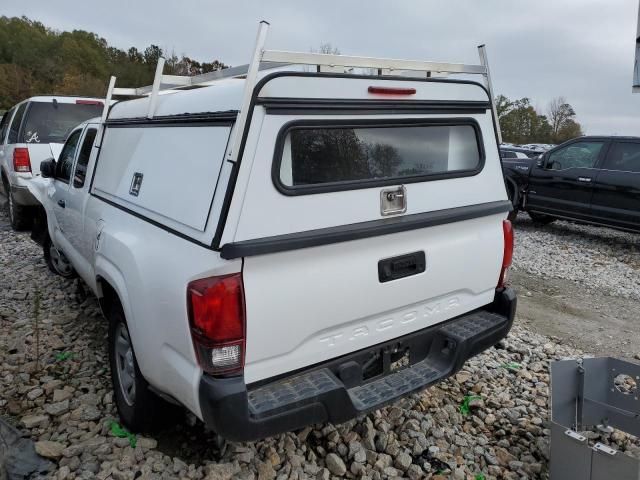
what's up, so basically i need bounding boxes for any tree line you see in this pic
[0,16,584,146]
[496,94,583,145]
[0,16,227,110]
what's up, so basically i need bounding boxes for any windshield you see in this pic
[21,101,102,144]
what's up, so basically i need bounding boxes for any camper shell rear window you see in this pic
[274,119,484,195]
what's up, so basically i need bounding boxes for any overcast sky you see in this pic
[4,0,640,135]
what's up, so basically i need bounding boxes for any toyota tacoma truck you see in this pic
[29,33,516,441]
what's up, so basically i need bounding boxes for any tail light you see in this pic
[187,273,245,375]
[498,220,514,288]
[13,148,31,173]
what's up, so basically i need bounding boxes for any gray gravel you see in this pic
[512,213,640,300]
[1,207,638,479]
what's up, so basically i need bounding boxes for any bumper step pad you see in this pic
[440,310,505,341]
[247,309,508,418]
[349,361,440,410]
[248,369,340,415]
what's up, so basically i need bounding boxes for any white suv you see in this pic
[30,61,516,441]
[0,96,103,230]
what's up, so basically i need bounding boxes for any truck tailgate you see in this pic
[242,213,504,383]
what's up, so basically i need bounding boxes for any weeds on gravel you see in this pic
[54,352,74,362]
[500,361,521,371]
[110,421,137,448]
[459,395,482,416]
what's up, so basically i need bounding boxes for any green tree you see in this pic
[496,96,574,145]
[0,16,227,109]
[495,94,513,118]
[498,97,552,144]
[556,119,583,143]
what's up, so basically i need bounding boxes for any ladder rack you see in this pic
[100,20,502,147]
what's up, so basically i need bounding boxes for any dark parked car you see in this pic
[500,145,544,159]
[502,136,640,231]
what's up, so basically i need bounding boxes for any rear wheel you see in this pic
[4,181,32,231]
[528,211,556,226]
[107,300,169,432]
[43,235,77,278]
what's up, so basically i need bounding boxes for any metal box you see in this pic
[551,357,640,479]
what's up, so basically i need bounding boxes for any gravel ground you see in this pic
[1,208,639,480]
[512,213,640,300]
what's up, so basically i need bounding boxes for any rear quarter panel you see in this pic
[87,198,241,417]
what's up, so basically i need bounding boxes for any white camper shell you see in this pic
[33,22,516,441]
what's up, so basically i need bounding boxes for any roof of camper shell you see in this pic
[107,70,491,121]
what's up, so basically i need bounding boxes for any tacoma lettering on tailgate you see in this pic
[319,297,460,348]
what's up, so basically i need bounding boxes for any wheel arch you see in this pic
[95,258,132,323]
[0,167,8,195]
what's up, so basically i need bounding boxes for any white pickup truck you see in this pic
[30,36,516,441]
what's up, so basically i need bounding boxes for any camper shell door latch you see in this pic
[380,186,407,216]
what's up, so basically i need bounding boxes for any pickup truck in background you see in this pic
[502,136,640,231]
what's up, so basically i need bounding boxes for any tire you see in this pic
[43,235,77,279]
[107,301,168,432]
[5,181,32,231]
[528,211,556,226]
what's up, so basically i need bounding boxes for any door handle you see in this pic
[378,251,426,283]
[577,177,592,183]
[57,199,66,208]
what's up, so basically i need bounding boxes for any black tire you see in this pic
[528,211,556,226]
[107,301,168,432]
[5,181,32,231]
[43,235,77,279]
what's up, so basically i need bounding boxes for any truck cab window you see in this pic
[73,128,97,188]
[56,130,82,183]
[547,141,604,170]
[603,142,640,173]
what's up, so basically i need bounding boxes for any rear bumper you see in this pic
[11,185,38,206]
[199,288,516,441]
[8,174,38,206]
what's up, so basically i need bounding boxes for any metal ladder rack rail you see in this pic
[99,20,502,150]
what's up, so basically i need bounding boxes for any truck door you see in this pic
[526,140,608,219]
[590,140,640,229]
[65,126,98,261]
[49,128,82,258]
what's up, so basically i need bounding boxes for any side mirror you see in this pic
[536,155,546,168]
[40,158,56,178]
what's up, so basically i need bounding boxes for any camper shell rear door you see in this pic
[217,73,511,384]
